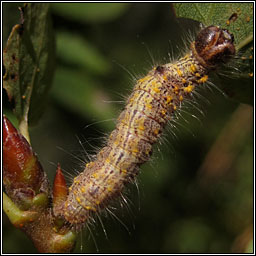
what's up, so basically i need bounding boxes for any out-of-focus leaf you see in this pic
[51,3,130,23]
[57,32,110,75]
[3,3,21,46]
[214,73,253,106]
[173,3,253,106]
[51,67,117,130]
[245,239,253,253]
[164,218,213,253]
[3,3,55,135]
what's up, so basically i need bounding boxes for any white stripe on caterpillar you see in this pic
[60,26,236,227]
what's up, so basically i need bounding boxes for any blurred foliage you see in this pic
[51,3,130,23]
[3,2,253,254]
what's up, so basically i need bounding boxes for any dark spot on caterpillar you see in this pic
[117,152,124,163]
[155,65,165,74]
[89,186,100,197]
[12,54,16,61]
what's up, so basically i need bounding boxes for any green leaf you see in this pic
[56,32,110,75]
[174,3,253,45]
[51,3,130,23]
[173,3,253,105]
[3,3,55,140]
[245,239,253,253]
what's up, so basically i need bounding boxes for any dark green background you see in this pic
[3,3,253,253]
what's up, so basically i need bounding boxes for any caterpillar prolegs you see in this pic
[58,26,236,227]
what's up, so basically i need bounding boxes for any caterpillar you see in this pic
[58,25,236,228]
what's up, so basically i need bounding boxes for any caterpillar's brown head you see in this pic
[192,25,236,68]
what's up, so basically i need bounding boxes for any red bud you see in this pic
[53,164,68,216]
[3,115,49,207]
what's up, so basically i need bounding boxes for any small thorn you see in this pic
[53,164,68,216]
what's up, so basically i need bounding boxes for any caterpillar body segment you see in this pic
[61,26,236,227]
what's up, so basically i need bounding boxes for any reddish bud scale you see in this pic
[53,164,68,217]
[3,115,49,206]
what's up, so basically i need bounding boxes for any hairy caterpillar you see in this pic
[56,25,236,228]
